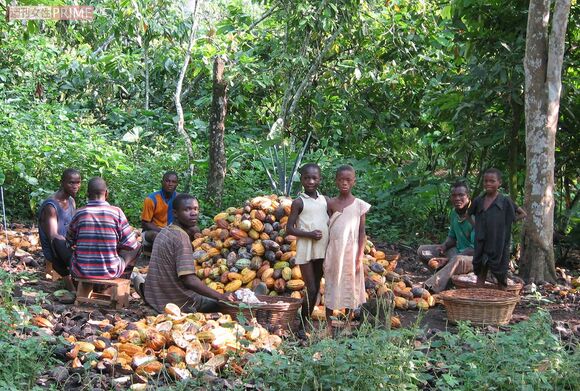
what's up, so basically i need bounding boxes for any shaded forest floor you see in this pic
[1,224,578,389]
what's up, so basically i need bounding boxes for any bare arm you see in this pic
[180,274,235,302]
[356,213,367,271]
[286,198,321,240]
[515,206,527,221]
[40,205,64,240]
[439,237,457,254]
[142,220,161,232]
[326,197,334,217]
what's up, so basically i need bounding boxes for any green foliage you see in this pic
[0,0,577,248]
[240,311,578,391]
[0,270,64,390]
[244,326,429,390]
[428,311,580,390]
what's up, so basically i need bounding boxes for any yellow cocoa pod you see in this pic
[287,279,305,291]
[251,242,265,256]
[290,291,302,299]
[261,268,274,281]
[136,360,163,376]
[241,270,257,284]
[207,247,220,258]
[260,232,270,240]
[281,252,295,262]
[264,277,275,289]
[251,219,264,232]
[117,343,144,357]
[426,295,436,307]
[390,316,401,328]
[228,272,243,281]
[225,280,242,292]
[417,298,429,310]
[248,229,260,240]
[291,266,302,279]
[213,212,229,222]
[257,263,270,278]
[290,241,297,251]
[394,297,408,310]
[192,237,205,248]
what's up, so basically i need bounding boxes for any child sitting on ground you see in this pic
[469,168,526,289]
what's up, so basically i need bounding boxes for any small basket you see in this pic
[439,288,519,325]
[216,295,302,332]
[451,275,523,295]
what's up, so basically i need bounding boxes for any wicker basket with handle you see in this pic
[439,288,519,325]
[451,275,523,295]
[216,295,302,332]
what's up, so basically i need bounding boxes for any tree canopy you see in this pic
[0,0,577,261]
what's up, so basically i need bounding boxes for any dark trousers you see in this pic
[49,238,72,277]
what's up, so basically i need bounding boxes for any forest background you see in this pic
[0,0,578,263]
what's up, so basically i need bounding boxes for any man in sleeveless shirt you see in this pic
[38,168,81,292]
[141,171,179,249]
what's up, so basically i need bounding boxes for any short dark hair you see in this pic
[336,165,355,177]
[299,163,321,176]
[173,193,197,210]
[61,168,80,181]
[484,168,502,181]
[163,171,179,181]
[451,181,470,193]
[87,177,107,198]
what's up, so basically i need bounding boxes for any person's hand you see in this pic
[221,293,236,302]
[310,230,323,240]
[436,245,445,255]
[356,257,364,272]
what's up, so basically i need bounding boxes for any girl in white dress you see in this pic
[286,163,329,330]
[324,165,370,335]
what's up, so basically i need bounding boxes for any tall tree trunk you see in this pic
[144,42,149,110]
[207,56,227,208]
[507,96,523,199]
[175,0,201,193]
[520,0,570,283]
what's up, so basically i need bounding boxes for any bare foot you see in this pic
[63,275,76,292]
[322,325,333,339]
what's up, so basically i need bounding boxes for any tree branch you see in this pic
[175,0,202,190]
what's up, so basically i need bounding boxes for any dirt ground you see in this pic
[1,225,579,389]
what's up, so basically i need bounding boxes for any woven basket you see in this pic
[440,288,519,325]
[451,275,523,295]
[216,295,302,332]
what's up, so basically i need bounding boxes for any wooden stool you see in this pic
[45,262,63,281]
[75,278,130,309]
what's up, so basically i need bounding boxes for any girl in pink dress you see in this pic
[324,165,371,335]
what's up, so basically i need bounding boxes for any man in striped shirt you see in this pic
[67,177,141,280]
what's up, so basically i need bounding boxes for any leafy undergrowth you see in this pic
[0,270,66,390]
[242,310,578,391]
